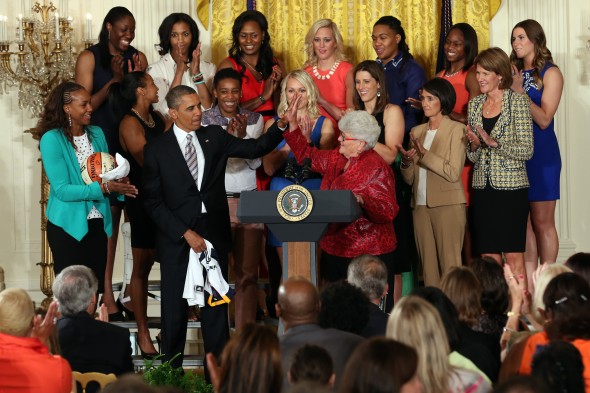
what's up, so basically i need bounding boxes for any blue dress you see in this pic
[523,63,561,201]
[267,116,325,246]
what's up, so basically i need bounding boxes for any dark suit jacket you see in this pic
[360,302,389,338]
[143,123,284,260]
[56,312,133,375]
[280,323,364,391]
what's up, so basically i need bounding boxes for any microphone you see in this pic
[301,158,312,180]
[284,158,295,181]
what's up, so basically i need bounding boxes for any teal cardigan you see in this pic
[40,126,112,241]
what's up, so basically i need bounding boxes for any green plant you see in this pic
[142,354,214,393]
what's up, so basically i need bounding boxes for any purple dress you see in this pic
[523,63,561,201]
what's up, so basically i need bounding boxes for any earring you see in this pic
[67,113,72,128]
[377,90,381,98]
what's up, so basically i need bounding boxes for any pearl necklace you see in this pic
[131,108,155,128]
[312,61,341,80]
[443,69,461,78]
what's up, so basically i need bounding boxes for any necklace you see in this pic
[312,61,341,80]
[484,98,500,116]
[443,69,461,78]
[131,108,155,128]
[241,57,263,82]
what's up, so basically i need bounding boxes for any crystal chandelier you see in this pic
[0,1,91,118]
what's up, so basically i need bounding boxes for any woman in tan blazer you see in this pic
[398,78,467,287]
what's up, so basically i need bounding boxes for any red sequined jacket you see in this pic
[284,128,398,257]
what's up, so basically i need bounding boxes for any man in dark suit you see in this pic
[143,85,287,369]
[347,254,389,338]
[53,265,133,376]
[277,277,364,391]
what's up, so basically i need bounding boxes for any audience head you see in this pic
[287,381,332,393]
[157,13,200,60]
[474,47,513,90]
[277,70,320,118]
[229,10,275,79]
[410,286,462,351]
[101,374,161,393]
[531,263,571,325]
[352,60,389,114]
[440,266,482,327]
[52,265,98,316]
[387,296,451,393]
[341,337,423,393]
[543,272,590,341]
[0,288,35,337]
[471,257,509,318]
[276,276,320,330]
[531,340,585,393]
[420,78,456,116]
[372,16,413,64]
[444,23,478,72]
[288,344,334,388]
[209,323,281,393]
[338,110,381,152]
[108,71,158,121]
[347,254,388,303]
[304,19,347,67]
[318,280,370,335]
[564,252,590,285]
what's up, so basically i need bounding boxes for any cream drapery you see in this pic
[198,0,502,77]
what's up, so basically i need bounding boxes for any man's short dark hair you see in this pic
[289,344,333,385]
[165,85,197,110]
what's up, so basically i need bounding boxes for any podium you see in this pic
[237,189,361,284]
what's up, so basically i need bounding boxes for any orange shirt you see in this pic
[519,331,590,393]
[0,332,72,393]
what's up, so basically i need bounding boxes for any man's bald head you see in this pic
[276,277,320,329]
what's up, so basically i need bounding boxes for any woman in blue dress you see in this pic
[510,19,563,289]
[262,70,334,257]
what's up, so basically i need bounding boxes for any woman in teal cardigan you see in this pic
[38,82,137,293]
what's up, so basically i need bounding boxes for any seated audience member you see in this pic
[53,265,134,376]
[493,376,550,393]
[387,296,491,393]
[288,344,335,389]
[101,374,160,393]
[519,273,590,389]
[287,381,332,393]
[318,280,370,335]
[411,286,495,384]
[347,254,389,338]
[340,337,423,393]
[201,67,265,330]
[529,263,571,331]
[531,340,585,393]
[471,257,510,339]
[276,277,364,390]
[0,288,72,393]
[564,252,590,285]
[206,323,282,393]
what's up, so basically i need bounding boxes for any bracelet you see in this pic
[258,95,267,104]
[194,80,206,85]
[507,311,520,317]
[503,326,517,333]
[191,73,204,84]
[104,181,111,195]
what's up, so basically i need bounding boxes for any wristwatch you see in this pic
[258,95,266,104]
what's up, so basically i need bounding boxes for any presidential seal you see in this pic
[276,184,314,222]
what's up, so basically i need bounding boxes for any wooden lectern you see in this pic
[237,189,360,284]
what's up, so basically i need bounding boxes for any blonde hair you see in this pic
[387,296,451,392]
[277,70,320,119]
[532,263,572,325]
[0,288,34,337]
[303,19,348,68]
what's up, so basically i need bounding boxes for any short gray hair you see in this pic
[347,254,388,301]
[166,85,197,110]
[338,111,381,149]
[52,265,98,316]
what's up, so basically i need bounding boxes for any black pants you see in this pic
[47,219,107,292]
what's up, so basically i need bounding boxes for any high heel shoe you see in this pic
[116,297,135,321]
[99,296,125,322]
[138,339,159,360]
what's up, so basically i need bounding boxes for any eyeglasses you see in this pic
[339,132,359,142]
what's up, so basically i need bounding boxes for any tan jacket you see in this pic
[401,116,467,208]
[466,89,533,190]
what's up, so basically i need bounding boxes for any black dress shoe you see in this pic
[108,310,125,322]
[116,298,135,321]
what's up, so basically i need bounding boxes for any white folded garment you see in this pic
[99,153,130,181]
